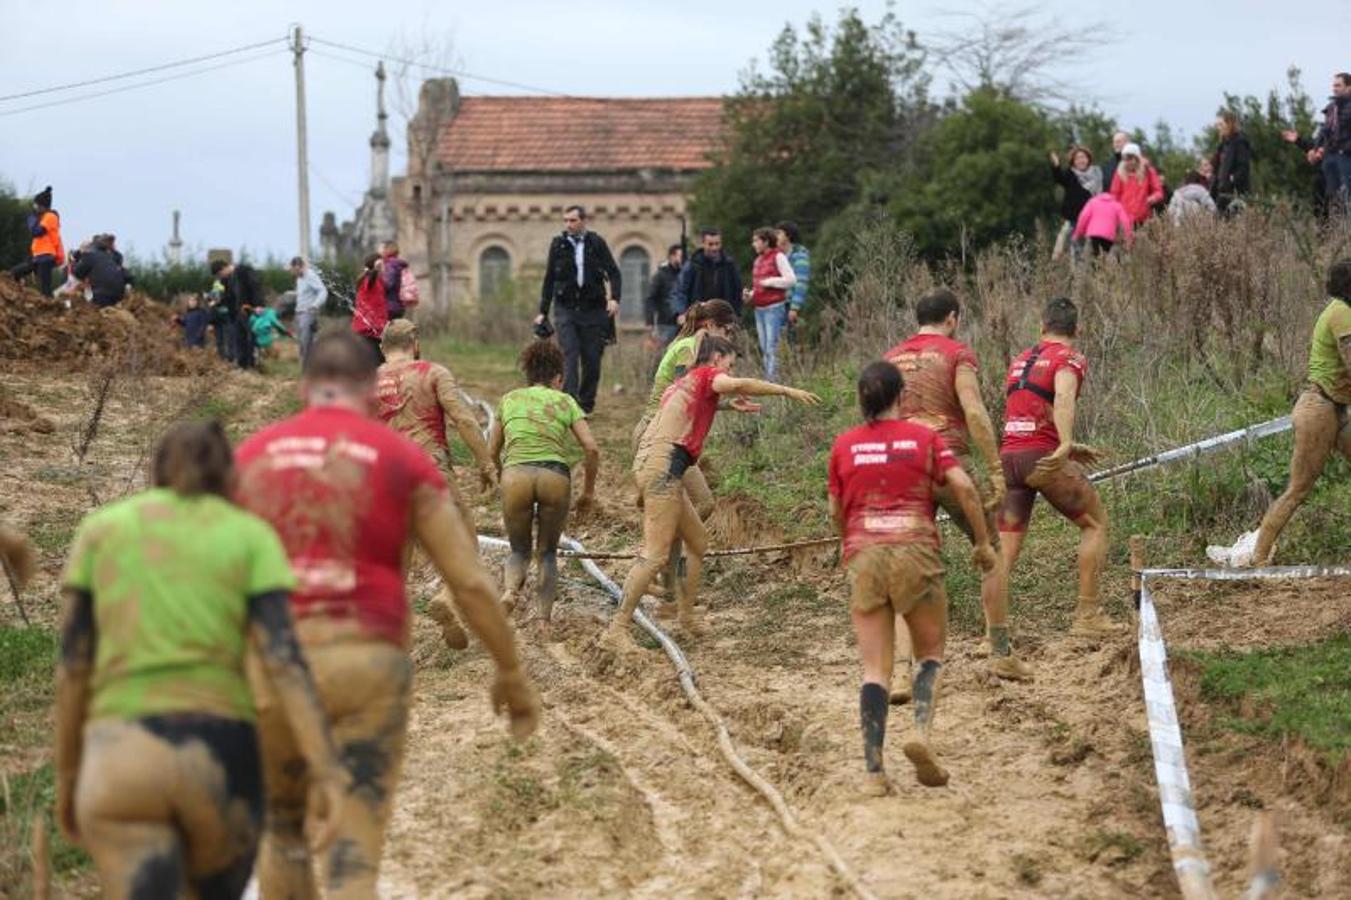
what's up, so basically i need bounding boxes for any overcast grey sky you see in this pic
[1,0,1346,263]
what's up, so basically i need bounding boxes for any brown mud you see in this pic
[2,354,1347,898]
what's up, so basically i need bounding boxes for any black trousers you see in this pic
[9,255,56,296]
[554,303,609,414]
[233,316,255,369]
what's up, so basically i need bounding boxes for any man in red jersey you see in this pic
[829,361,996,794]
[998,297,1118,637]
[378,318,498,647]
[234,333,540,898]
[886,288,1031,684]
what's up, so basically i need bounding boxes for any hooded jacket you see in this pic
[1110,164,1164,225]
[1072,193,1133,243]
[671,249,744,316]
[72,245,128,304]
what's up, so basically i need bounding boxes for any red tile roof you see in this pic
[437,97,725,173]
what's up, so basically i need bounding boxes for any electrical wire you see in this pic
[0,48,289,118]
[308,35,569,96]
[0,37,288,102]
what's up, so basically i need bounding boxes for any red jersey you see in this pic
[351,276,388,339]
[654,364,722,461]
[234,406,448,646]
[827,419,959,562]
[885,332,979,456]
[1000,341,1087,453]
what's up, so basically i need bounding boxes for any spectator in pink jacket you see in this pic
[1109,143,1164,225]
[1073,191,1133,256]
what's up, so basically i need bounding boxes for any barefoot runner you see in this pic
[885,288,1031,684]
[606,335,820,640]
[998,297,1118,637]
[377,318,498,648]
[1251,259,1351,563]
[830,362,997,794]
[55,422,345,900]
[488,339,600,622]
[235,333,540,898]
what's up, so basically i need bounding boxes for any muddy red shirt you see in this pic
[885,333,979,456]
[234,405,448,646]
[827,419,959,562]
[655,364,722,461]
[1000,341,1087,454]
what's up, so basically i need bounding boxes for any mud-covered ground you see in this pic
[2,337,1347,898]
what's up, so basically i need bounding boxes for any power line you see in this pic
[308,35,569,96]
[0,49,289,118]
[0,37,288,102]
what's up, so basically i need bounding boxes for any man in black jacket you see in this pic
[644,244,684,350]
[1282,73,1351,215]
[210,259,262,370]
[670,229,743,318]
[71,239,128,308]
[535,205,621,414]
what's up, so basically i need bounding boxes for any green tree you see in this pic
[849,88,1059,260]
[0,180,31,271]
[690,6,931,251]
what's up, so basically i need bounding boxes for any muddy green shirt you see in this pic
[63,489,295,722]
[648,335,700,410]
[1308,299,1351,404]
[499,385,585,468]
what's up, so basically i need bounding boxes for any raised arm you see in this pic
[710,373,820,405]
[54,588,95,841]
[246,591,345,848]
[953,365,1006,510]
[435,368,497,490]
[410,485,539,738]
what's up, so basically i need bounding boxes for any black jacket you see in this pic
[672,249,744,316]
[1211,133,1253,201]
[224,264,264,317]
[643,262,681,327]
[539,230,621,315]
[1314,96,1351,155]
[1050,164,1096,222]
[72,246,127,303]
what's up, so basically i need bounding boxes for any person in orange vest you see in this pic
[9,186,64,296]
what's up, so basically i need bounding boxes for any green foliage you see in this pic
[873,88,1060,258]
[0,179,30,271]
[0,626,54,684]
[1206,67,1322,207]
[690,6,931,251]
[1191,634,1351,760]
[0,764,91,876]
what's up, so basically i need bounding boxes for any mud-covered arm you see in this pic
[710,373,820,405]
[954,365,1001,476]
[54,588,95,837]
[1051,368,1080,454]
[246,591,343,782]
[410,486,522,672]
[828,495,844,535]
[943,466,990,548]
[435,369,495,476]
[487,418,504,475]
[570,418,600,500]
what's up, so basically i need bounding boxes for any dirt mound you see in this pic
[0,388,55,434]
[0,276,221,375]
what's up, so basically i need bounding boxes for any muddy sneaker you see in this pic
[972,636,992,658]
[989,655,1035,682]
[427,603,470,651]
[602,622,638,650]
[860,770,891,797]
[1071,610,1125,638]
[677,610,706,637]
[652,600,678,620]
[888,687,911,706]
[902,740,950,788]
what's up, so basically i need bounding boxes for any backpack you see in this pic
[398,267,420,308]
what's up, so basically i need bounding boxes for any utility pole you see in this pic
[292,24,312,261]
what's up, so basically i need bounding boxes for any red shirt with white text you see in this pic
[885,333,979,456]
[1000,341,1087,454]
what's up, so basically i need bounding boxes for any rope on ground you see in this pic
[476,534,877,900]
[1134,561,1350,900]
[556,535,838,561]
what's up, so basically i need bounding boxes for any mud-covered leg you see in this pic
[674,492,707,635]
[500,467,536,615]
[1254,392,1339,564]
[533,469,572,622]
[82,821,186,900]
[900,592,950,788]
[253,716,318,899]
[608,484,681,641]
[849,599,895,796]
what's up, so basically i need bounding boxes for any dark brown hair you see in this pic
[677,298,738,337]
[361,252,381,289]
[152,420,233,497]
[915,288,960,326]
[1043,296,1079,337]
[858,360,903,422]
[1328,259,1351,302]
[305,332,378,382]
[694,334,737,366]
[753,227,777,249]
[521,339,565,386]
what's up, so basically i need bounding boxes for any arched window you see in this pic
[478,246,511,302]
[618,246,651,324]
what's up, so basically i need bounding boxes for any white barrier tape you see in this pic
[1089,415,1292,483]
[1142,565,1351,580]
[1137,578,1218,900]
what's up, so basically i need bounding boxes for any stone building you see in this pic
[391,79,724,323]
[319,63,398,264]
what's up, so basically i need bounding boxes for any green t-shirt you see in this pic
[499,385,585,469]
[1308,299,1351,404]
[62,489,296,722]
[648,335,700,410]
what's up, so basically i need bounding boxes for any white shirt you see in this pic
[568,232,586,287]
[294,267,328,314]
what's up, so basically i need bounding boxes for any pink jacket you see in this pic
[1073,193,1133,243]
[1109,165,1164,225]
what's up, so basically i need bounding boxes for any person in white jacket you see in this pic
[743,227,798,381]
[1168,170,1218,224]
